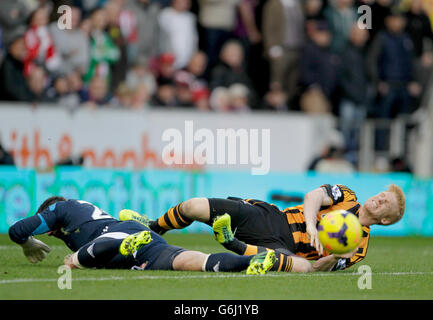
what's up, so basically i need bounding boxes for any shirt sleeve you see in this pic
[331,227,370,271]
[8,202,66,244]
[8,214,50,244]
[321,184,357,205]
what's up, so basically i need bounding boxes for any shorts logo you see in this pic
[87,243,95,258]
[213,261,221,272]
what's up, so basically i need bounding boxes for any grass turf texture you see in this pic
[0,234,432,300]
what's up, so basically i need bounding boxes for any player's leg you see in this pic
[290,256,313,273]
[149,197,242,235]
[148,198,206,235]
[118,209,149,227]
[65,237,126,269]
[65,230,154,269]
[172,250,276,274]
[212,215,312,273]
[212,213,278,255]
[272,252,312,273]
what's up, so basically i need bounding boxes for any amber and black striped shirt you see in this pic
[282,184,370,270]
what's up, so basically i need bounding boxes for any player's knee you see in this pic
[172,251,205,271]
[180,199,195,215]
[181,198,210,221]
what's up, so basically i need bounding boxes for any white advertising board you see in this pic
[0,103,335,173]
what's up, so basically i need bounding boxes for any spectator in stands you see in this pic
[130,82,152,109]
[262,0,305,106]
[197,0,240,68]
[107,0,139,63]
[154,52,177,87]
[0,0,33,51]
[127,0,171,64]
[158,0,198,70]
[0,140,14,165]
[49,6,89,75]
[25,64,53,103]
[324,0,358,54]
[80,75,111,107]
[0,27,3,63]
[299,20,339,114]
[152,77,177,106]
[209,40,253,93]
[263,83,289,112]
[339,24,370,159]
[106,0,130,91]
[389,156,412,173]
[234,0,262,48]
[23,5,61,76]
[83,7,120,86]
[0,28,33,101]
[210,87,231,112]
[305,0,325,21]
[175,51,210,109]
[368,0,393,41]
[228,83,251,112]
[125,56,157,99]
[47,74,74,105]
[67,70,86,103]
[184,50,208,84]
[312,145,356,173]
[73,0,109,17]
[367,10,421,119]
[174,73,194,107]
[111,82,132,107]
[404,0,433,102]
[307,130,355,173]
[192,87,210,111]
[305,0,325,44]
[153,0,172,8]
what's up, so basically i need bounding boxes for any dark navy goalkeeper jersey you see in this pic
[9,200,125,251]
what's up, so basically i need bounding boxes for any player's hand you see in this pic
[21,237,51,263]
[306,223,323,255]
[332,248,358,260]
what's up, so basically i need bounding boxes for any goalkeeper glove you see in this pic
[21,236,51,263]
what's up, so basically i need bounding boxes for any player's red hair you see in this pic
[387,184,405,223]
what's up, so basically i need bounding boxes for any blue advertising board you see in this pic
[0,167,432,236]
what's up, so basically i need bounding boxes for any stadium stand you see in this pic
[0,0,433,173]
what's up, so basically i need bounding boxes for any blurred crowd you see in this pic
[0,0,433,164]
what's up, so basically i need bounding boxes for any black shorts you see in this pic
[144,244,186,270]
[134,232,186,270]
[208,198,296,253]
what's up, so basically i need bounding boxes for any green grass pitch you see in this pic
[0,233,432,300]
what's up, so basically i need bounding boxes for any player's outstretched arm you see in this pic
[304,187,333,255]
[9,215,51,263]
[311,249,357,272]
[311,255,339,272]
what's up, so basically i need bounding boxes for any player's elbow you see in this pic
[305,188,323,202]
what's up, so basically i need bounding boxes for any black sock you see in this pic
[271,252,294,272]
[204,252,253,272]
[221,238,248,255]
[149,220,167,235]
[152,203,193,235]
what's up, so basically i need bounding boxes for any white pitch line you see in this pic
[0,245,66,250]
[1,272,432,285]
